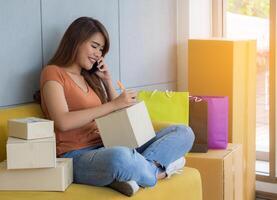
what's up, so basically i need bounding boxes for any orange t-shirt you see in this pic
[40,65,103,156]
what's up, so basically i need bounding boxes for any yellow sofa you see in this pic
[0,103,202,200]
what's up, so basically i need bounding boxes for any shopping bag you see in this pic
[192,96,228,149]
[189,97,208,152]
[137,90,189,125]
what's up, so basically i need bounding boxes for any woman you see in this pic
[40,16,194,196]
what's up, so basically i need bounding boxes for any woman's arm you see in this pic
[94,57,118,101]
[42,80,136,132]
[102,79,118,100]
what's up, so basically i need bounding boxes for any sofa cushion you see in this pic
[0,167,202,200]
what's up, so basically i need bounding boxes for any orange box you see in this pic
[188,39,256,200]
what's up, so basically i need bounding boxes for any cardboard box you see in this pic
[188,39,256,200]
[96,101,156,148]
[7,137,56,169]
[0,158,73,191]
[186,144,243,200]
[8,117,54,139]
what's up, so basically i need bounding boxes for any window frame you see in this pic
[214,0,277,184]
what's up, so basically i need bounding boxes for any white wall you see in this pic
[0,0,213,106]
[177,0,212,91]
[0,0,177,107]
[189,0,212,37]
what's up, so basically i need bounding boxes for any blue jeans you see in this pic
[62,125,194,187]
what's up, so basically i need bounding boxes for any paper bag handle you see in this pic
[189,96,202,102]
[150,90,174,98]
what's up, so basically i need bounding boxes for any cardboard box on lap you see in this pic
[96,101,156,148]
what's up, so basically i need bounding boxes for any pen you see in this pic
[117,80,125,91]
[117,81,136,100]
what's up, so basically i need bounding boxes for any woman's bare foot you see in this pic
[153,161,166,179]
[157,172,166,179]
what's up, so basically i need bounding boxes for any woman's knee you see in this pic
[106,146,136,169]
[174,125,195,145]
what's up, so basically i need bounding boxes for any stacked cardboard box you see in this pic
[0,117,73,191]
[188,39,256,200]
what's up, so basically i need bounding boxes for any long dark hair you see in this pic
[48,16,110,103]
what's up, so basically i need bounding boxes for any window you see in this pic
[213,0,277,191]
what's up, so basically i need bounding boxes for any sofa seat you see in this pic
[0,103,202,200]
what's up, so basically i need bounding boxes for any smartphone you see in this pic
[88,61,104,74]
[88,61,99,74]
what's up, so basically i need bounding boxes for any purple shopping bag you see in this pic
[192,96,228,149]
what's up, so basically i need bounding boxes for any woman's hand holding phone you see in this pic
[93,57,112,81]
